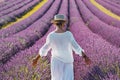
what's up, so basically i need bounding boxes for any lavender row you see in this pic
[96,0,120,16]
[0,0,54,39]
[0,0,19,11]
[103,73,120,80]
[0,0,61,64]
[0,0,16,8]
[0,0,33,17]
[70,0,120,79]
[78,0,120,47]
[0,0,25,12]
[110,0,120,4]
[82,0,120,28]
[103,0,120,9]
[0,0,68,79]
[0,0,41,28]
[0,25,53,80]
[69,0,89,79]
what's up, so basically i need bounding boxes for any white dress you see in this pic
[39,31,84,80]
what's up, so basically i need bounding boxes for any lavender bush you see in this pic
[82,0,120,28]
[70,0,120,79]
[103,0,120,9]
[96,0,120,16]
[0,0,32,17]
[110,0,120,4]
[0,0,23,12]
[0,0,41,28]
[76,0,120,47]
[0,0,15,8]
[0,0,54,39]
[0,0,61,64]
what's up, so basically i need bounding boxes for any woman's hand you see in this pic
[84,56,91,65]
[82,51,91,65]
[32,58,38,67]
[32,55,40,68]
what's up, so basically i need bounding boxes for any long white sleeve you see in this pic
[39,34,51,57]
[38,31,84,63]
[70,32,84,56]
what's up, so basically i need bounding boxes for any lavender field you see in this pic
[0,0,120,80]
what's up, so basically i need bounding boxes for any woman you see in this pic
[32,14,91,80]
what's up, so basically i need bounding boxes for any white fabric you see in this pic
[39,31,84,63]
[51,57,74,80]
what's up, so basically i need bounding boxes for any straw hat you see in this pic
[51,14,67,23]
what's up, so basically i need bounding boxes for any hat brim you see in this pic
[51,19,67,23]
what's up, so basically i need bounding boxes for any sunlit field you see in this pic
[0,0,120,80]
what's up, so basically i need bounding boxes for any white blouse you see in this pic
[39,31,84,63]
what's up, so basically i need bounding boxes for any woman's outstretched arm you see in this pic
[32,34,51,67]
[70,31,91,65]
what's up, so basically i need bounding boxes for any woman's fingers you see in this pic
[85,58,92,65]
[32,58,37,67]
